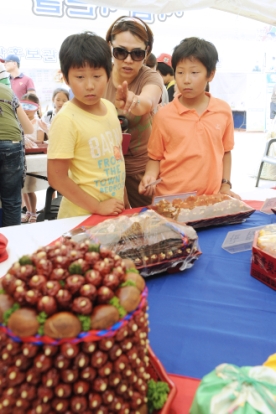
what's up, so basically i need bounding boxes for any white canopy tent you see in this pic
[1,0,275,130]
[81,0,276,25]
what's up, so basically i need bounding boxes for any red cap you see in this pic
[157,53,172,67]
[0,233,8,263]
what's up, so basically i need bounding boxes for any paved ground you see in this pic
[35,129,276,211]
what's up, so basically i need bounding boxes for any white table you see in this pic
[1,187,275,277]
[0,215,89,277]
[23,153,48,193]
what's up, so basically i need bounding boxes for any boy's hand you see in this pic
[94,199,124,216]
[138,175,158,196]
[219,188,241,200]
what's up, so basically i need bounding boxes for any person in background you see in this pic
[156,53,176,102]
[0,83,33,226]
[21,93,44,223]
[47,32,126,219]
[105,16,163,208]
[139,37,240,200]
[145,53,169,106]
[40,87,70,133]
[4,54,36,98]
[0,60,11,87]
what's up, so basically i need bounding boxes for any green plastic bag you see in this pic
[190,363,276,414]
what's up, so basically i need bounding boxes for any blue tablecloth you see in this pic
[146,211,276,379]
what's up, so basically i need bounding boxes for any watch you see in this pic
[221,179,232,189]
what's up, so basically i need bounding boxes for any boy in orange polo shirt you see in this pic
[138,37,240,200]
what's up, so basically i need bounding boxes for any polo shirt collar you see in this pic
[11,73,24,80]
[173,92,215,114]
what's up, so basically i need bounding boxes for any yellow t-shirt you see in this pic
[47,100,125,218]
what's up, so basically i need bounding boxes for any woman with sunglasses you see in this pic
[105,16,163,208]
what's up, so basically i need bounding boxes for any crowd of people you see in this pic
[0,15,239,227]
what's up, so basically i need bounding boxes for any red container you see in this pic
[122,133,131,155]
[250,233,276,290]
[147,346,177,414]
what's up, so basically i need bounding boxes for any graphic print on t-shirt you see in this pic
[88,130,125,198]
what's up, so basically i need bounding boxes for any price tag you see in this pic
[260,197,276,215]
[222,226,265,253]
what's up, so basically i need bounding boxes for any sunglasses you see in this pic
[112,47,146,62]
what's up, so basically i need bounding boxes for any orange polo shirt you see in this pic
[147,93,234,196]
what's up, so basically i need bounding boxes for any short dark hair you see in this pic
[59,31,112,82]
[157,62,174,76]
[146,53,157,69]
[106,16,154,55]
[172,37,218,76]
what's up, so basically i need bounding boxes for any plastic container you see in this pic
[251,232,276,290]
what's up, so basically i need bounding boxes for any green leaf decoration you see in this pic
[77,314,91,331]
[109,296,127,318]
[120,280,136,288]
[126,267,139,274]
[147,379,170,413]
[87,243,101,253]
[19,255,33,265]
[36,311,48,335]
[38,325,45,336]
[68,263,83,275]
[59,280,65,287]
[0,289,6,294]
[3,303,20,326]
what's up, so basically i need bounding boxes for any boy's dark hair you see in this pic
[157,62,174,76]
[106,16,154,55]
[172,37,218,76]
[59,31,112,82]
[146,53,157,69]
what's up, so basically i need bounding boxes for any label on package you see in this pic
[222,225,265,253]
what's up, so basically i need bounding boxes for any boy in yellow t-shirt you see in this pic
[47,32,126,219]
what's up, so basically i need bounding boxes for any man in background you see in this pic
[145,53,169,106]
[157,53,175,102]
[4,54,36,98]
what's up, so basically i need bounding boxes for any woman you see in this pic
[0,83,33,226]
[105,16,163,208]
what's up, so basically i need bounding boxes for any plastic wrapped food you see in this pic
[69,210,201,277]
[153,194,255,228]
[257,224,276,256]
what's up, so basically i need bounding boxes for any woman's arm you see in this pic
[16,104,34,134]
[47,159,124,216]
[115,80,162,115]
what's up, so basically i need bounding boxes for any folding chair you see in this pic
[36,186,62,221]
[255,138,276,187]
